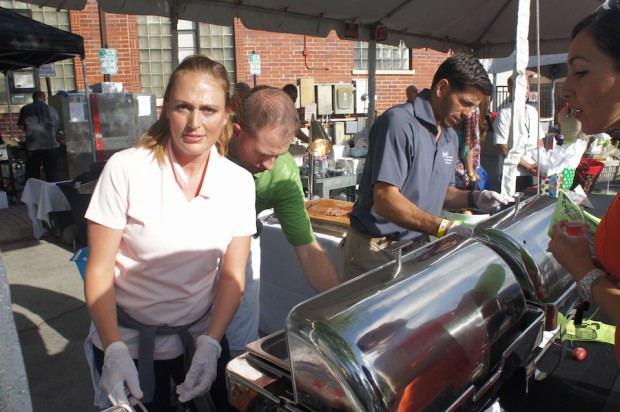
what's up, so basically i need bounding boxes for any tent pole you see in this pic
[82,58,96,163]
[367,38,377,128]
[535,0,541,195]
[5,74,15,139]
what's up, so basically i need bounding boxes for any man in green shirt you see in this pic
[226,86,339,355]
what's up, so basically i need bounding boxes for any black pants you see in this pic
[25,148,59,182]
[516,175,534,192]
[93,336,231,412]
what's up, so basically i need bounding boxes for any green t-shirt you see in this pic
[254,152,315,246]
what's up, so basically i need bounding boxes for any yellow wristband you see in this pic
[437,219,450,238]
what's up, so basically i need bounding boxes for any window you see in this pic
[198,23,236,80]
[137,16,236,100]
[0,1,76,108]
[137,16,174,100]
[354,41,410,71]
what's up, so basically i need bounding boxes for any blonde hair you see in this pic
[137,55,232,163]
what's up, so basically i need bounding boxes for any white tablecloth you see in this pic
[20,179,72,239]
[259,220,342,334]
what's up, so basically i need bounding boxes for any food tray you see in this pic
[598,160,619,183]
[305,198,353,228]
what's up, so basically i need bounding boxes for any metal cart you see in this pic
[0,144,26,204]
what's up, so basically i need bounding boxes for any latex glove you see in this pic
[176,335,222,403]
[108,382,136,411]
[100,342,143,404]
[476,190,509,213]
[446,221,472,237]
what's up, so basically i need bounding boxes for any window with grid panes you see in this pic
[137,16,236,100]
[198,23,235,81]
[354,41,410,70]
[0,1,76,109]
[137,15,173,100]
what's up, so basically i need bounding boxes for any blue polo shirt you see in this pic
[349,89,459,241]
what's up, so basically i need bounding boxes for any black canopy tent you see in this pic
[0,7,84,71]
[0,8,90,412]
[0,6,93,150]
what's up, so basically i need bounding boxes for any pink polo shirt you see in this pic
[85,145,256,359]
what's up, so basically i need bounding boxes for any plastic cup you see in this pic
[565,222,582,236]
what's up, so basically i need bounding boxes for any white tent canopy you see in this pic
[22,0,600,58]
[18,0,603,196]
[20,0,601,128]
[487,52,567,76]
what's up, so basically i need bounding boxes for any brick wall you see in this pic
[234,19,450,114]
[71,0,141,92]
[1,8,450,137]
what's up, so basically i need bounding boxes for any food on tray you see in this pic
[324,207,348,216]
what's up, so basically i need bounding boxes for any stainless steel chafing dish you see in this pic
[227,195,578,411]
[472,194,579,331]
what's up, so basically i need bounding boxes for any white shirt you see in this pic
[85,145,256,359]
[494,102,545,176]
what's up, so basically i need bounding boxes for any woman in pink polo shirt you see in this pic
[84,55,256,411]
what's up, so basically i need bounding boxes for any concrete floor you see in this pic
[2,232,97,411]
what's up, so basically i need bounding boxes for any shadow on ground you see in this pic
[9,273,97,411]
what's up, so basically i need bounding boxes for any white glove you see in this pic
[176,335,222,403]
[446,221,472,237]
[476,190,509,213]
[100,342,143,404]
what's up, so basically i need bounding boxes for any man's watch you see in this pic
[577,268,605,302]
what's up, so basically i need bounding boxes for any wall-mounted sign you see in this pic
[344,22,359,39]
[249,54,261,75]
[39,64,56,78]
[99,48,118,75]
[373,25,388,42]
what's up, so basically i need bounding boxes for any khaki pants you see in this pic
[338,227,428,282]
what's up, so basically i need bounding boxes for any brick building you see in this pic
[0,0,451,138]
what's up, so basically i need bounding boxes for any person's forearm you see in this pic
[592,279,620,328]
[206,273,244,341]
[518,159,536,173]
[443,186,479,211]
[207,236,250,340]
[85,271,122,349]
[85,222,124,349]
[294,241,339,292]
[374,182,443,235]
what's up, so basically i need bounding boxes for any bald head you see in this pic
[406,85,418,102]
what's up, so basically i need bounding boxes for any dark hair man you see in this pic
[17,91,60,182]
[340,54,508,281]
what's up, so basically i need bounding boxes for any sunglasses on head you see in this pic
[597,0,620,12]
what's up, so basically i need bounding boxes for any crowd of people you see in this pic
[72,1,620,410]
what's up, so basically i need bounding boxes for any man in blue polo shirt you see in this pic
[339,54,508,281]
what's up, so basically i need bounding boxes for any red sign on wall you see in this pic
[374,25,388,42]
